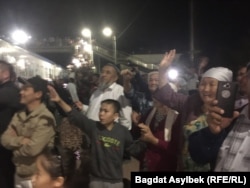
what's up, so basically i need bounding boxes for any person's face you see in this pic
[32,155,63,188]
[20,85,42,105]
[0,67,9,85]
[148,73,159,92]
[99,103,118,126]
[100,66,118,85]
[198,77,219,104]
[236,67,247,95]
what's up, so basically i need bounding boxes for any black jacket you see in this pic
[0,81,22,136]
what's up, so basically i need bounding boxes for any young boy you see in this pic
[48,85,133,188]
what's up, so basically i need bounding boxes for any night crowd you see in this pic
[0,49,249,188]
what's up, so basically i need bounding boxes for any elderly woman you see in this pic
[135,83,181,171]
[154,49,233,171]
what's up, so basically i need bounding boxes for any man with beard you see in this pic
[0,60,22,188]
[77,63,132,130]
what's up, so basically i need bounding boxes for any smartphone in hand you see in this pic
[216,81,238,118]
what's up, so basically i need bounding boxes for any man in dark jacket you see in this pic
[0,60,22,188]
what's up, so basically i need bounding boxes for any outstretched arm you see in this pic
[48,85,95,134]
[48,85,72,113]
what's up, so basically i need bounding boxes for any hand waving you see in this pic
[158,49,176,88]
[121,69,135,82]
[159,49,176,73]
[47,85,61,103]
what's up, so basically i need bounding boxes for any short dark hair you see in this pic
[26,76,48,102]
[69,78,75,82]
[101,99,121,113]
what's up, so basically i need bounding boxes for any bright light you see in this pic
[84,43,92,53]
[16,59,25,70]
[11,30,31,44]
[168,68,178,80]
[67,65,73,69]
[81,28,91,38]
[72,58,81,68]
[6,55,16,64]
[102,27,113,37]
[75,62,81,68]
[72,58,80,64]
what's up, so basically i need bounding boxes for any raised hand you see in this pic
[159,49,176,73]
[199,57,209,69]
[74,101,83,111]
[206,100,239,134]
[121,69,135,82]
[158,49,176,88]
[47,85,61,103]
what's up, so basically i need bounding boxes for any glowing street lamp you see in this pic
[11,30,31,44]
[102,27,117,64]
[102,27,113,37]
[81,28,91,38]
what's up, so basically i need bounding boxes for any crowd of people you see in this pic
[0,48,250,188]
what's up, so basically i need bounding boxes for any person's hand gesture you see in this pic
[159,49,176,74]
[47,85,61,103]
[199,57,209,69]
[206,100,239,134]
[138,123,158,145]
[131,111,141,125]
[121,69,135,82]
[74,101,83,111]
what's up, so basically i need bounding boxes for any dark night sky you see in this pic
[0,0,250,70]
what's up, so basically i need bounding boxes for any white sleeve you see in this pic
[67,84,79,102]
[117,89,132,130]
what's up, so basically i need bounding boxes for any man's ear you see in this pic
[114,112,119,121]
[113,74,119,82]
[35,91,43,99]
[53,176,64,188]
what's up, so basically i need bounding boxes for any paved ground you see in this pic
[123,157,140,180]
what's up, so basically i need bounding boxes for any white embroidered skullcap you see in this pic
[202,67,232,81]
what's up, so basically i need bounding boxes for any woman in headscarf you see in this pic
[134,83,181,171]
[154,49,234,171]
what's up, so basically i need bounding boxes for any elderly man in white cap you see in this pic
[76,63,132,130]
[153,49,234,171]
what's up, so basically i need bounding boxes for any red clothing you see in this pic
[139,108,181,171]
